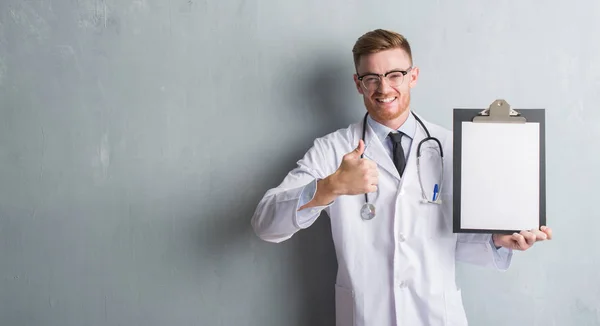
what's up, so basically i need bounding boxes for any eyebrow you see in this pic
[357,68,408,76]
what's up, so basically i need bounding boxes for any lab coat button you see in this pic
[398,281,407,288]
[398,234,406,242]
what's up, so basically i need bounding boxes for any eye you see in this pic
[387,72,404,81]
[363,76,379,83]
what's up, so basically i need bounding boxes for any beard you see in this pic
[363,92,411,123]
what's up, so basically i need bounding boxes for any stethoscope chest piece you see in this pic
[360,203,376,220]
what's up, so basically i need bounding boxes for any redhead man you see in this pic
[251,29,552,326]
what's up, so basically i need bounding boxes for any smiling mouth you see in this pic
[376,97,397,104]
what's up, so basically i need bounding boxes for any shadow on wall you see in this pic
[282,51,362,325]
[190,50,360,325]
[296,51,364,138]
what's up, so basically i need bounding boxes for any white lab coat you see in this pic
[251,113,513,326]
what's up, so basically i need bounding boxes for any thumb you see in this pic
[349,139,365,157]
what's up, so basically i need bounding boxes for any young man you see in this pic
[251,29,552,326]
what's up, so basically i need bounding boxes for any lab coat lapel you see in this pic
[362,120,401,181]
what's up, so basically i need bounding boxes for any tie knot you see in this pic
[388,132,404,143]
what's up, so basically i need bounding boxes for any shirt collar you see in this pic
[366,110,417,144]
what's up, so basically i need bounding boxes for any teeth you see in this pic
[378,97,396,103]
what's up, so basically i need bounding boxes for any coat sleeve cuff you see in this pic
[489,234,513,271]
[294,178,334,229]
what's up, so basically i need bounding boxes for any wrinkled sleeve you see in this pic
[455,234,513,270]
[295,178,333,226]
[251,138,335,243]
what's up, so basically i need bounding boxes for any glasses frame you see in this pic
[357,67,413,91]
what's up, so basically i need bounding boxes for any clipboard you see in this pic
[453,99,546,234]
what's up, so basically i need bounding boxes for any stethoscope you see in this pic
[360,111,444,220]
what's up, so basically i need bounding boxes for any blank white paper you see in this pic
[460,122,540,231]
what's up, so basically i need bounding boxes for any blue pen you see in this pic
[432,184,439,201]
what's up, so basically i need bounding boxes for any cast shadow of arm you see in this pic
[194,55,360,326]
[251,57,360,325]
[280,56,360,325]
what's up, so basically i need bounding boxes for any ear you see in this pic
[353,74,365,95]
[408,66,420,89]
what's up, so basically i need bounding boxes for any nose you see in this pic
[376,76,394,93]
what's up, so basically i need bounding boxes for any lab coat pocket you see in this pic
[444,288,468,326]
[335,284,355,326]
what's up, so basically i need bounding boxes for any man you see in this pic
[251,29,552,326]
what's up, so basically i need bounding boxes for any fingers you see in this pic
[361,159,379,175]
[540,226,553,240]
[362,173,378,185]
[508,227,552,251]
[339,142,380,195]
[357,160,378,194]
[520,230,537,246]
[367,169,379,178]
[359,157,377,167]
[531,229,548,241]
[366,163,378,190]
[512,232,529,250]
[358,159,378,181]
[365,172,379,186]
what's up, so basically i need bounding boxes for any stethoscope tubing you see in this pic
[360,111,444,219]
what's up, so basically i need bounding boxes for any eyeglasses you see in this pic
[357,67,413,91]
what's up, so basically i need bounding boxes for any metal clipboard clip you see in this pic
[472,99,527,123]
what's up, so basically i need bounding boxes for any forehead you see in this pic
[357,48,411,74]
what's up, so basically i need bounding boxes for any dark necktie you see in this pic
[388,132,406,177]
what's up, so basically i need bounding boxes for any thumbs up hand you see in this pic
[298,140,379,211]
[330,140,379,195]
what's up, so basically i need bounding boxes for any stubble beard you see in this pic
[364,93,411,124]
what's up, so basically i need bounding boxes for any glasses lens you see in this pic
[386,72,405,87]
[362,73,405,91]
[362,76,379,91]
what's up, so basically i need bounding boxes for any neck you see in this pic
[372,109,411,130]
